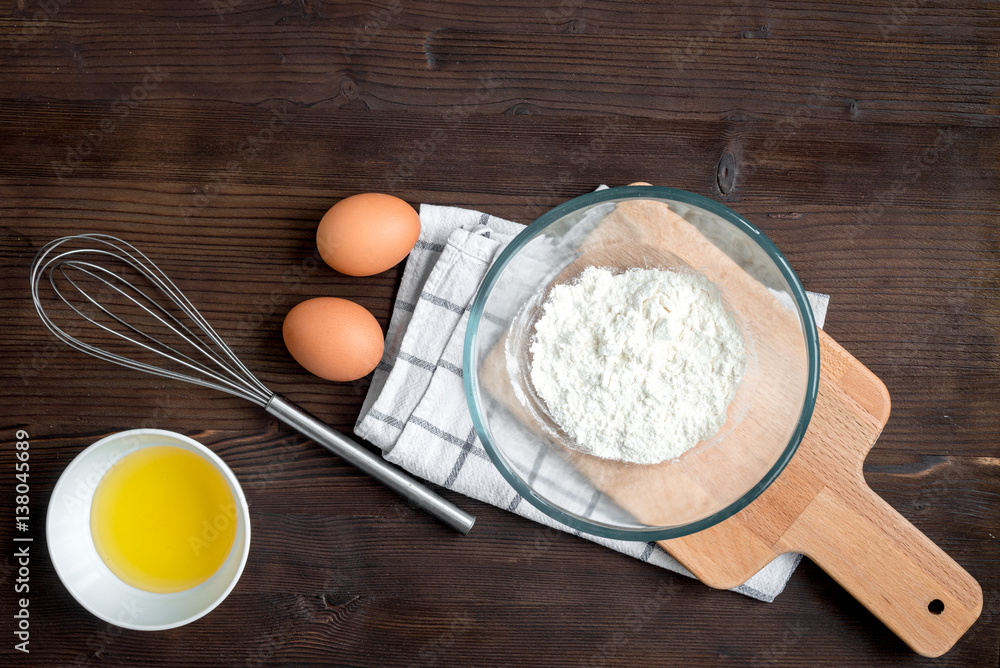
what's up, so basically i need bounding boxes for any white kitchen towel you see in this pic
[356,200,829,603]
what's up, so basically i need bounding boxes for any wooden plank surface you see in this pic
[1,1,998,666]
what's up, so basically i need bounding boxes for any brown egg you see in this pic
[282,297,384,382]
[317,193,421,276]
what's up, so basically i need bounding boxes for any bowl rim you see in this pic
[463,185,821,541]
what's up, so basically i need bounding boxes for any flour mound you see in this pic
[529,266,746,464]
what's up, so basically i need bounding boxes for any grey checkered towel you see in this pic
[355,197,829,602]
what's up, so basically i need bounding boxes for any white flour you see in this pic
[529,266,746,464]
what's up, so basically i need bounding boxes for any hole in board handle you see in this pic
[928,599,944,615]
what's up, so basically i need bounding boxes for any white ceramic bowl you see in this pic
[47,429,251,630]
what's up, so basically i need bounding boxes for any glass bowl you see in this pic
[463,186,820,541]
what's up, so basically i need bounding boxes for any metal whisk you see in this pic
[30,234,475,534]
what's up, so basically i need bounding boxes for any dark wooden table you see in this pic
[1,1,998,666]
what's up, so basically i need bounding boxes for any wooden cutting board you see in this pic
[657,329,982,657]
[480,189,982,657]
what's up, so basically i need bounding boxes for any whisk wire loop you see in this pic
[55,261,267,404]
[31,234,272,406]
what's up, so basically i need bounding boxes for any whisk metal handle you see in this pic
[265,394,476,535]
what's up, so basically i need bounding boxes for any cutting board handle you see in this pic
[779,479,983,657]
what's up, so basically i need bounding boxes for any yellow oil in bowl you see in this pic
[90,445,238,594]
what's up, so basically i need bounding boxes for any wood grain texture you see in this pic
[4,0,999,38]
[1,2,998,124]
[1,0,998,665]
